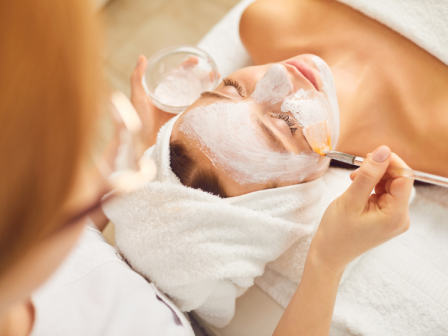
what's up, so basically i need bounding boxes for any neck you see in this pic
[0,300,34,336]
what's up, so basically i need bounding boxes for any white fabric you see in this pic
[330,185,448,335]
[337,0,448,67]
[253,169,366,308]
[227,168,361,285]
[253,185,448,336]
[30,222,194,336]
[103,115,361,328]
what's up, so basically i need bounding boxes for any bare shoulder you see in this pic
[239,0,327,64]
[240,0,301,64]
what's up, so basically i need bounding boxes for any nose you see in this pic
[251,64,294,105]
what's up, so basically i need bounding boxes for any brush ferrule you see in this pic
[323,150,356,165]
[353,156,364,166]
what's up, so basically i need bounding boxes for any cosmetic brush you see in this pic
[304,121,448,188]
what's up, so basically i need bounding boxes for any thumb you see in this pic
[345,146,391,209]
[130,55,148,104]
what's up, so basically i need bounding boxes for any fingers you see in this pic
[374,180,387,195]
[130,55,148,105]
[209,70,220,82]
[388,152,410,169]
[349,168,358,181]
[180,56,198,68]
[386,154,414,208]
[344,146,391,209]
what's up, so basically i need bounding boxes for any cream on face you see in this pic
[253,58,339,148]
[179,56,339,185]
[180,101,323,184]
[309,55,340,147]
[251,64,294,104]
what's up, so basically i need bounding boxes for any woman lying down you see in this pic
[105,55,350,326]
[104,0,448,333]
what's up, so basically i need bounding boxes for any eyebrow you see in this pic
[200,91,232,100]
[257,119,287,152]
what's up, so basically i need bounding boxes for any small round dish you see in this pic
[143,45,220,114]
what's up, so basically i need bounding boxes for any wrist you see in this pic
[306,246,345,280]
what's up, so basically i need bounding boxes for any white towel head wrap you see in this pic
[103,112,348,327]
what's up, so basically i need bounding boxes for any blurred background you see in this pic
[101,0,240,97]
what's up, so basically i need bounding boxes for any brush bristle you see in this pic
[303,120,332,155]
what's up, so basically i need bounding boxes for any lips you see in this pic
[284,60,319,91]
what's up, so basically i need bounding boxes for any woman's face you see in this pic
[171,54,339,197]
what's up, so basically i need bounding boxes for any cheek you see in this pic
[311,55,340,147]
[281,89,331,128]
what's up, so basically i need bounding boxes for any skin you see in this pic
[170,55,331,197]
[240,0,448,178]
[130,57,175,150]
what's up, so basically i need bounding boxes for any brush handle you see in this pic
[353,157,448,188]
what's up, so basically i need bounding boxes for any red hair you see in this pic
[0,0,101,277]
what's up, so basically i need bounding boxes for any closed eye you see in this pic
[223,78,245,97]
[270,112,298,134]
[258,119,287,151]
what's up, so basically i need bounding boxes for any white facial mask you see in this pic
[311,55,340,147]
[251,64,294,105]
[253,57,339,148]
[179,57,339,186]
[180,102,325,185]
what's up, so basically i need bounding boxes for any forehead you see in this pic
[174,64,271,117]
[170,101,218,168]
[170,63,277,145]
[171,99,232,147]
[224,64,271,86]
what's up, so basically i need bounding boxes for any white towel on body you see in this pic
[329,186,448,336]
[337,0,448,67]
[103,113,357,328]
[252,184,448,336]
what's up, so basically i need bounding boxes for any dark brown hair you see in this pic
[170,140,228,198]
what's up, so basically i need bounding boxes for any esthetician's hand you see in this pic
[309,146,414,273]
[131,55,175,148]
